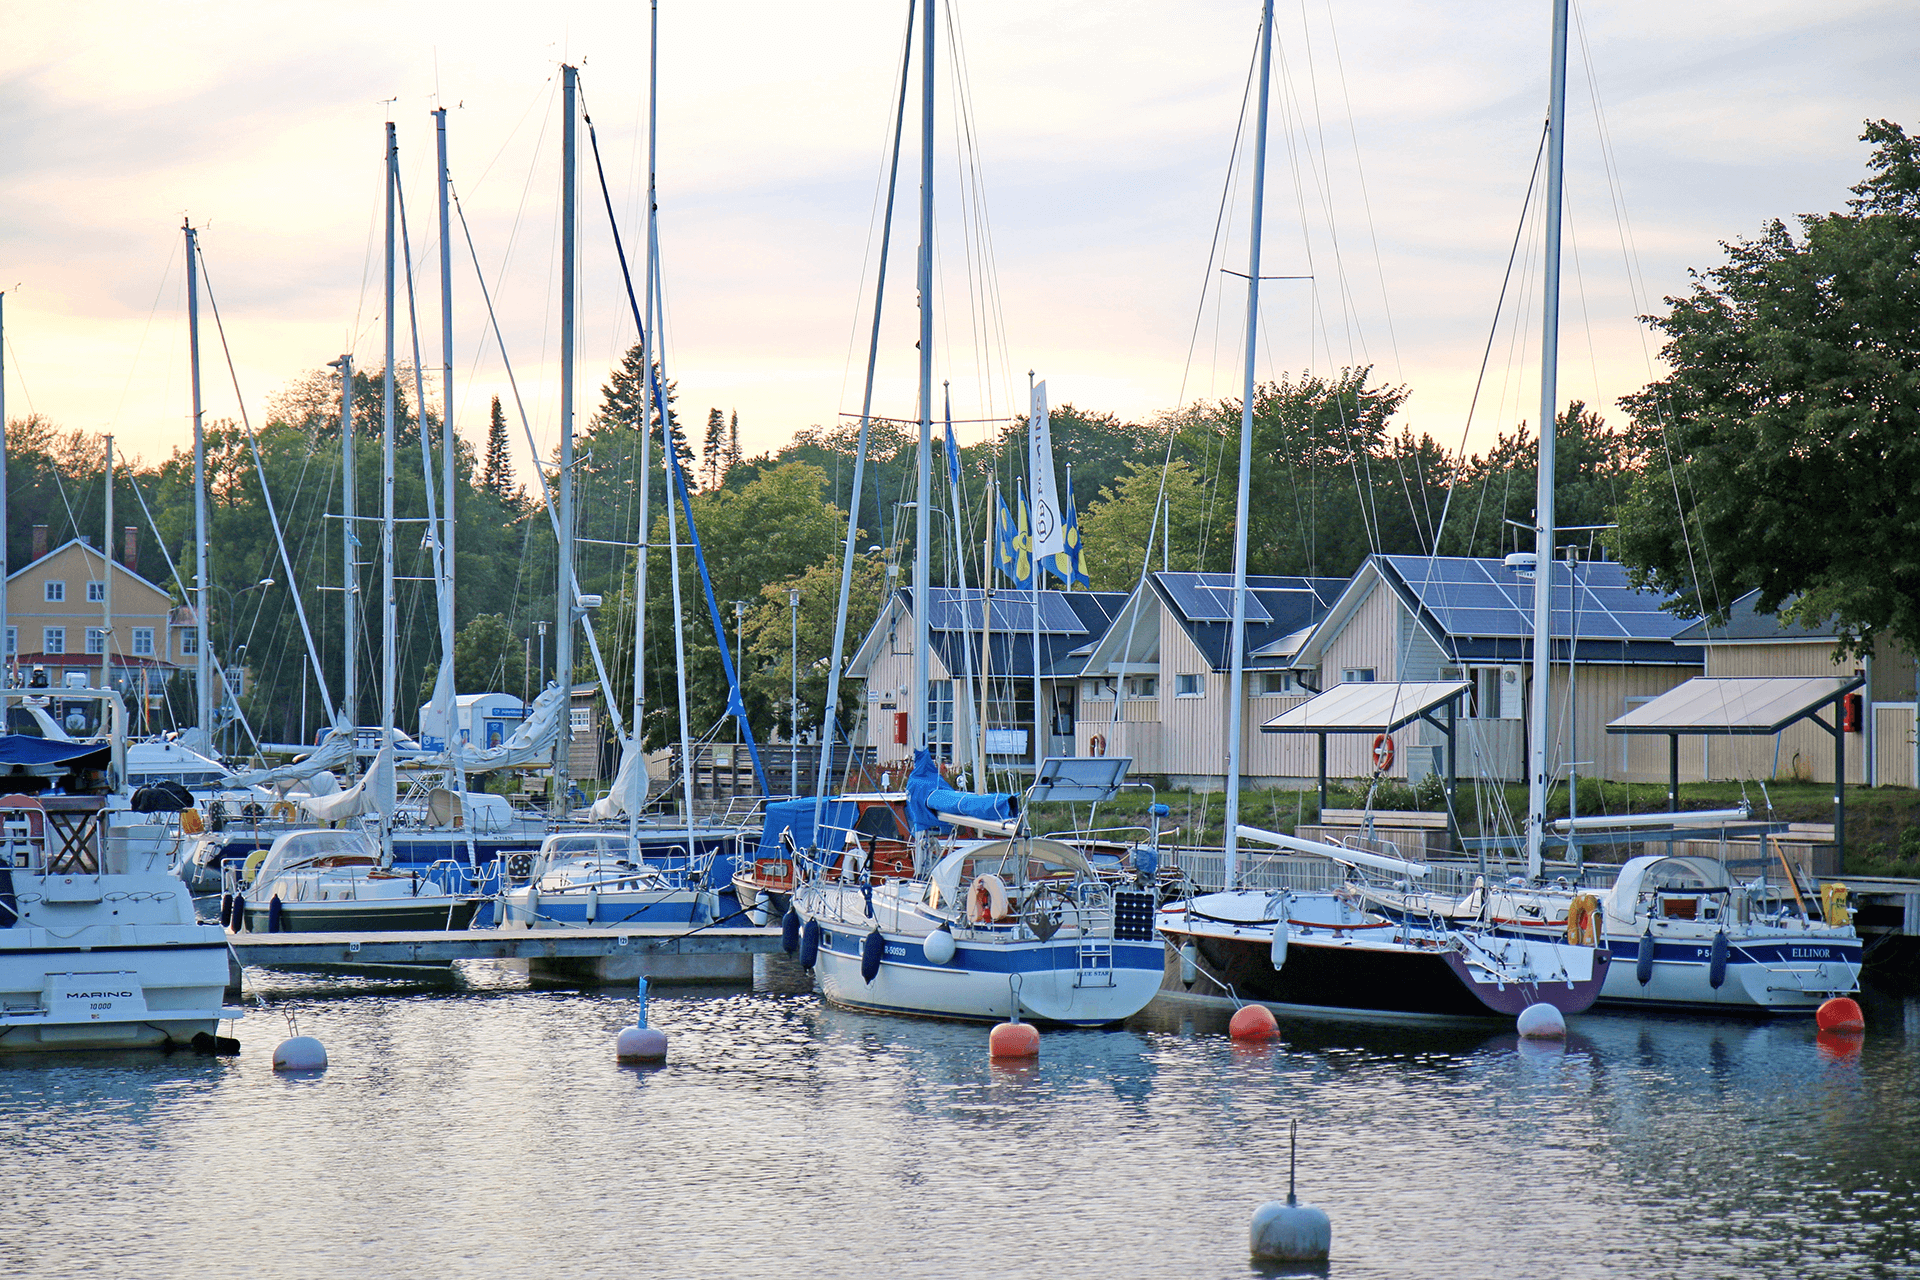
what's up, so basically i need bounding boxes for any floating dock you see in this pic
[230,926,786,985]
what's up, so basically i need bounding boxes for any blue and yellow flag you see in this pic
[1043,467,1091,589]
[996,489,1032,589]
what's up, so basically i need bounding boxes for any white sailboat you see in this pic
[791,0,1165,1027]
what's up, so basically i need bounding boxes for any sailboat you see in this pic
[788,0,1165,1027]
[1152,0,1610,1022]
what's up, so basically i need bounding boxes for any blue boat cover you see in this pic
[0,735,110,767]
[756,797,859,858]
[906,748,1017,833]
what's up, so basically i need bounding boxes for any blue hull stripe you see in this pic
[818,932,1162,975]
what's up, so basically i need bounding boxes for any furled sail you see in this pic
[223,726,356,791]
[426,684,568,775]
[300,740,395,822]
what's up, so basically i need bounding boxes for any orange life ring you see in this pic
[1565,892,1601,946]
[968,873,1011,925]
[1088,734,1107,758]
[1371,733,1395,771]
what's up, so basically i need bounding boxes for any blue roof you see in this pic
[1152,572,1347,671]
[900,587,1129,679]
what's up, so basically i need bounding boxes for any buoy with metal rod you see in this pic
[1229,1002,1279,1041]
[1817,996,1865,1034]
[1516,1002,1566,1039]
[273,1036,327,1071]
[989,995,1039,1059]
[615,977,668,1063]
[1250,1119,1331,1262]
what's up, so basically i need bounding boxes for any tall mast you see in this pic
[1525,0,1570,880]
[910,0,934,757]
[435,105,465,800]
[1222,0,1275,890]
[555,64,578,817]
[0,291,7,685]
[185,221,213,743]
[329,352,356,733]
[630,0,659,847]
[102,436,113,691]
[381,121,400,858]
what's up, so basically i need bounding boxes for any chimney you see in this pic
[123,526,137,568]
[30,525,47,562]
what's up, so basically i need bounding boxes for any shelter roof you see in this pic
[1260,679,1470,734]
[1605,675,1863,736]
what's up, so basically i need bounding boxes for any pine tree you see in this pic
[702,408,726,489]
[483,395,515,498]
[726,409,742,476]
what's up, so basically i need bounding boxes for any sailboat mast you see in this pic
[0,291,7,685]
[102,436,113,693]
[331,353,356,736]
[1222,0,1275,890]
[434,106,466,802]
[910,0,934,758]
[631,0,659,846]
[1525,0,1570,880]
[555,64,579,818]
[184,221,213,743]
[381,121,400,856]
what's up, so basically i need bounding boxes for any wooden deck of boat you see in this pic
[230,925,786,966]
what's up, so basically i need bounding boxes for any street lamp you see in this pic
[788,586,801,798]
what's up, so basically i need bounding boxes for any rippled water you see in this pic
[3,956,1916,1280]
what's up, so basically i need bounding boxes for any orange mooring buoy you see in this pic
[1816,996,1865,1035]
[1229,1003,1279,1041]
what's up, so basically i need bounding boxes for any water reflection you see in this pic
[0,969,1916,1278]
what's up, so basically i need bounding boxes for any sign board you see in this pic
[44,971,148,1024]
[985,729,1028,755]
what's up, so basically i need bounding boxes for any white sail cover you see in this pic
[223,726,357,791]
[301,741,395,822]
[422,657,456,751]
[426,684,568,775]
[1027,379,1066,559]
[588,738,647,821]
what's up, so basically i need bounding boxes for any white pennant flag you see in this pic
[1027,380,1067,560]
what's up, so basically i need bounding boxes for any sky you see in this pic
[3,0,1914,484]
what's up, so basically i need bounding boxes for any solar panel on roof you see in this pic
[1161,574,1273,624]
[1388,556,1690,641]
[922,589,1085,635]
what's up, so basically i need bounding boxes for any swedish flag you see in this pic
[996,490,1032,589]
[1043,467,1091,589]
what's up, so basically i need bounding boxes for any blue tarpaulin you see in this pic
[754,797,858,859]
[923,788,1017,828]
[905,748,1018,834]
[905,749,947,834]
[0,736,109,768]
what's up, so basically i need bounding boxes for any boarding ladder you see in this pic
[1075,937,1115,988]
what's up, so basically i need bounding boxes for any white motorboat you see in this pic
[229,828,483,933]
[496,833,718,929]
[0,687,237,1054]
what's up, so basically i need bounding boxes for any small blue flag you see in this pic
[1043,467,1091,589]
[996,490,1032,590]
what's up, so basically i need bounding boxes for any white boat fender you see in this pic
[616,977,668,1064]
[1636,930,1655,986]
[1269,917,1289,971]
[1251,1121,1330,1263]
[1516,1002,1566,1039]
[1180,942,1198,988]
[781,907,802,954]
[273,1035,328,1072]
[1709,931,1729,989]
[861,929,885,984]
[799,918,821,969]
[923,924,957,965]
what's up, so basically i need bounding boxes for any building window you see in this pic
[132,628,155,657]
[1081,677,1116,702]
[43,627,66,655]
[569,708,591,733]
[1175,673,1204,697]
[3,627,12,657]
[44,581,65,603]
[179,628,199,656]
[85,628,106,655]
[926,680,954,752]
[1255,672,1299,696]
[1342,668,1376,683]
[86,581,106,603]
[1126,675,1157,699]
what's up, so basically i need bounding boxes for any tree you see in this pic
[418,613,527,704]
[727,410,742,476]
[1078,458,1217,589]
[702,408,726,489]
[483,395,515,499]
[1611,120,1920,655]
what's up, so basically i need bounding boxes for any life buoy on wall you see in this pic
[1088,733,1107,758]
[968,873,1011,925]
[1371,733,1395,772]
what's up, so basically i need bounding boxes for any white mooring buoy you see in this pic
[272,1036,328,1072]
[1516,1001,1567,1039]
[1250,1120,1331,1263]
[616,977,668,1064]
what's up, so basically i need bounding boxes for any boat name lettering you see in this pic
[1790,947,1833,959]
[65,990,135,1000]
[886,945,907,958]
